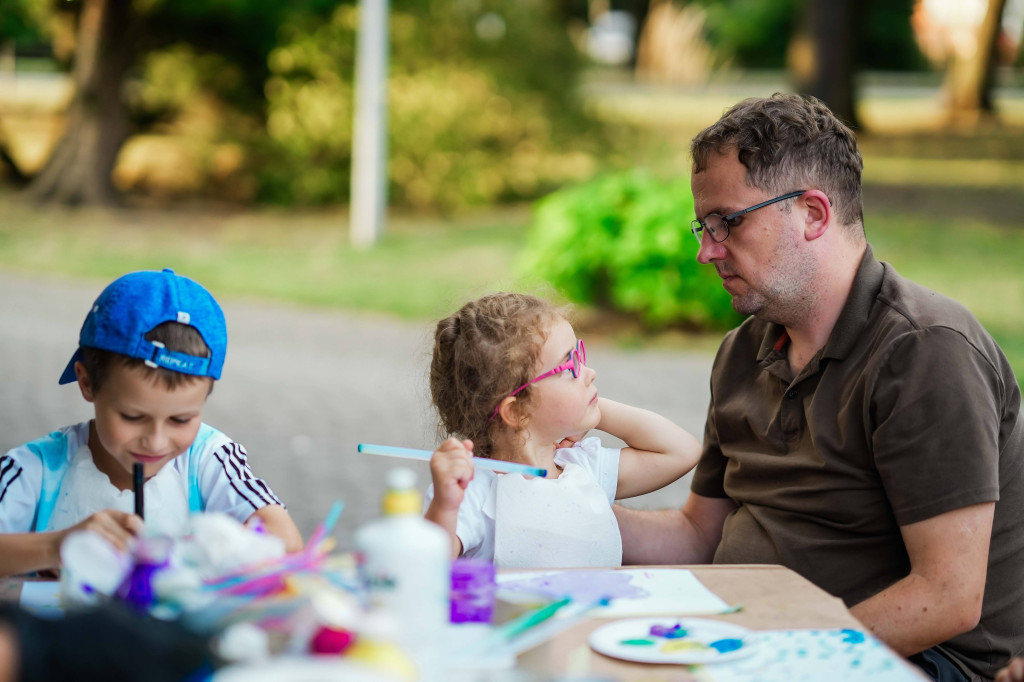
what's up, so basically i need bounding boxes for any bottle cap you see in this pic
[386,467,417,490]
[382,467,422,516]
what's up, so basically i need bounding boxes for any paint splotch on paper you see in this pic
[499,570,647,603]
[496,568,731,616]
[709,629,921,682]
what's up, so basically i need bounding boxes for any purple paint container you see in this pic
[450,558,496,624]
[116,536,171,611]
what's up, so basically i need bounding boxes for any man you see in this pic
[615,93,1023,681]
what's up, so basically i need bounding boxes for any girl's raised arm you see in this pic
[597,398,701,499]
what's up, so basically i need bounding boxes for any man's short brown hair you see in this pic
[691,93,864,235]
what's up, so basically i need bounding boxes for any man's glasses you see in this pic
[691,190,806,245]
[489,339,586,422]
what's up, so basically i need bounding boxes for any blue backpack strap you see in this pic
[187,423,218,514]
[25,430,72,532]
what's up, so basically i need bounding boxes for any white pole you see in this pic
[350,0,389,248]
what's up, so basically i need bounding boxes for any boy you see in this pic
[0,269,302,576]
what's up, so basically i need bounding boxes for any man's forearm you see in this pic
[850,573,983,657]
[614,505,718,565]
[852,502,992,657]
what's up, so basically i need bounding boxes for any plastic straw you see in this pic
[307,500,344,549]
[358,443,547,477]
[495,597,609,656]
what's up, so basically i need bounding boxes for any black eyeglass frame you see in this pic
[691,190,807,244]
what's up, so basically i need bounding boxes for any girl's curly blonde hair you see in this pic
[430,292,563,459]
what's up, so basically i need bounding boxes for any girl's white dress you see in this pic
[425,437,622,568]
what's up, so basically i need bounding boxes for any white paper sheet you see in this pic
[18,580,63,618]
[496,568,730,617]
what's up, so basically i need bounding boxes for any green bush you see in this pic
[520,170,743,331]
[258,1,605,210]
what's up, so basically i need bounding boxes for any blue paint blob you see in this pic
[841,629,865,644]
[709,638,744,653]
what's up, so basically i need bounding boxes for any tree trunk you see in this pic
[787,0,860,130]
[0,140,30,187]
[945,0,1007,126]
[27,0,134,206]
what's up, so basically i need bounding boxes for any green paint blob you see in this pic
[620,638,657,646]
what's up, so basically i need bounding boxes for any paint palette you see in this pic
[588,617,758,665]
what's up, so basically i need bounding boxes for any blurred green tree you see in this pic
[259,1,602,210]
[683,0,925,128]
[21,0,324,205]
[9,0,602,210]
[0,0,48,45]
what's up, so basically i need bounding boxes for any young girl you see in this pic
[424,292,700,568]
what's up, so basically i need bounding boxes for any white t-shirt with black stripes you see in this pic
[0,421,283,535]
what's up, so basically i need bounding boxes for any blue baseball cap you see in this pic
[58,269,227,385]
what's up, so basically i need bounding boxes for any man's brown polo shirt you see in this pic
[692,246,1024,679]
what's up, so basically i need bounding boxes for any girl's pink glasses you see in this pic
[488,340,586,422]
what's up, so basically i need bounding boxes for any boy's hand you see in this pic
[429,438,475,512]
[60,510,144,554]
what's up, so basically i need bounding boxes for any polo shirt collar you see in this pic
[823,244,883,360]
[756,244,884,364]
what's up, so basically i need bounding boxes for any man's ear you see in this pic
[75,362,96,403]
[802,189,832,241]
[497,396,528,429]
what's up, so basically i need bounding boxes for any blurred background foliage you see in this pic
[1,0,609,211]
[258,0,603,209]
[520,170,742,331]
[6,0,1012,210]
[691,0,926,71]
[1,0,1023,345]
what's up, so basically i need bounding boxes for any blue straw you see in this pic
[358,444,547,477]
[307,500,344,548]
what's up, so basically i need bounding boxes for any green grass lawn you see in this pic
[0,200,531,321]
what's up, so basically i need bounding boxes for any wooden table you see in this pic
[513,565,928,681]
[3,566,928,681]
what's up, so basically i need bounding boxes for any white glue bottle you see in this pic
[354,467,450,680]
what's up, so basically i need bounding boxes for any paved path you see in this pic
[0,270,715,544]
